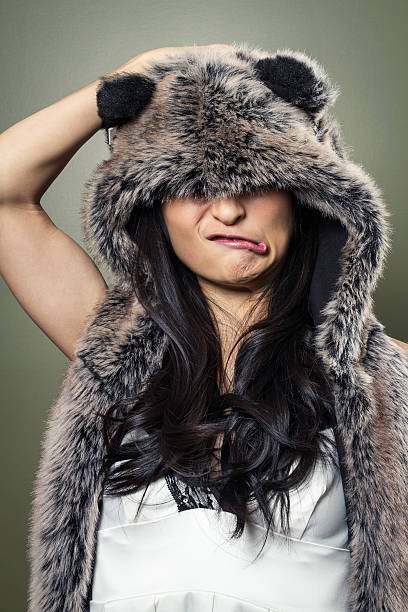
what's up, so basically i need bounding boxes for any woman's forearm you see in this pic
[0,77,105,204]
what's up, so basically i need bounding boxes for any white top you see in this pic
[90,427,350,611]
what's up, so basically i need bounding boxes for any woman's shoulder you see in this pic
[390,337,408,361]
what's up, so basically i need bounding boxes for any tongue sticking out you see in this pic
[212,237,268,254]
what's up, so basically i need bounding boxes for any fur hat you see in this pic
[81,41,391,363]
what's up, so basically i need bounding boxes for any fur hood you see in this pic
[27,42,408,611]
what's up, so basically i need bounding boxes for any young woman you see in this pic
[1,43,407,612]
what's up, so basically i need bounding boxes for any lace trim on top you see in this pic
[164,471,222,512]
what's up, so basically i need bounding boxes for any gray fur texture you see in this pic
[27,42,408,611]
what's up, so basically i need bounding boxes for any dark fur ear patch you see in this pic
[253,54,334,119]
[96,72,156,129]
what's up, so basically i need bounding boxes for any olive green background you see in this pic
[1,0,407,608]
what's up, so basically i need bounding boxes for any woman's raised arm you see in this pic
[0,77,108,361]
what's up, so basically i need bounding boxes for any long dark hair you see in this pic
[101,191,337,560]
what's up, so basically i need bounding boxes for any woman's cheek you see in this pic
[175,240,204,271]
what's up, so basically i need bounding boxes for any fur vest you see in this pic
[27,43,408,611]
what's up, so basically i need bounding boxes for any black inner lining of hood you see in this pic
[308,216,349,329]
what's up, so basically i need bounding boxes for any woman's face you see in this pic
[161,188,294,295]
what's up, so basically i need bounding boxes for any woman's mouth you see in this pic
[208,235,268,254]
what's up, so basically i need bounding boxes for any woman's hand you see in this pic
[107,44,232,77]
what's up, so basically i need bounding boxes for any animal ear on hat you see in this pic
[96,71,156,129]
[253,51,339,121]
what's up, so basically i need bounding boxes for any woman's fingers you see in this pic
[112,44,232,76]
